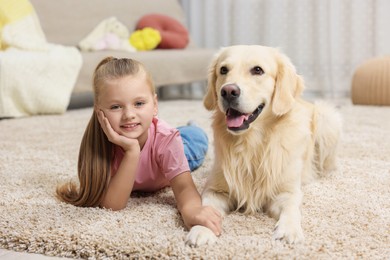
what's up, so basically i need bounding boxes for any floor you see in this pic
[0,249,71,259]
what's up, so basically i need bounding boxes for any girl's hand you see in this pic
[171,173,222,236]
[182,205,222,236]
[97,110,140,153]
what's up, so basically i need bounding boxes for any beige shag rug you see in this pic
[0,99,389,259]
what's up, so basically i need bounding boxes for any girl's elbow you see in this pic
[111,206,125,211]
[100,201,127,211]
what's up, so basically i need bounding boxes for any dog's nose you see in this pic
[221,84,241,102]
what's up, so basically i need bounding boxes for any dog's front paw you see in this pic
[272,221,304,244]
[186,225,218,246]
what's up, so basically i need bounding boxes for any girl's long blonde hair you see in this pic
[56,57,154,207]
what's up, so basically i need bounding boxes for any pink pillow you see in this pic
[135,14,189,49]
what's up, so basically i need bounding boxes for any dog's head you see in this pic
[204,45,304,134]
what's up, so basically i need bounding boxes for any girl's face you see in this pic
[97,73,157,148]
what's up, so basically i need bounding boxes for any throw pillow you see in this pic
[135,13,189,49]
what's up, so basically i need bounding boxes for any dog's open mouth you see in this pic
[225,103,265,131]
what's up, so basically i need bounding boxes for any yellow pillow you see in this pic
[129,27,161,51]
[0,0,34,49]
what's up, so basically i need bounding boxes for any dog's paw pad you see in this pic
[186,225,218,246]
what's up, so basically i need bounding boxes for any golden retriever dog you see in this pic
[186,45,342,246]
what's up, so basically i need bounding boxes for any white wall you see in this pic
[181,0,390,98]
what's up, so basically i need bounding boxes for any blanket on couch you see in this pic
[0,0,82,118]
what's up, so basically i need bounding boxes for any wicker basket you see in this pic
[351,56,390,105]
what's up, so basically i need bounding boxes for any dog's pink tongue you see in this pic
[226,115,248,128]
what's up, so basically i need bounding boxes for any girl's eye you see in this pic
[110,105,120,110]
[135,101,145,107]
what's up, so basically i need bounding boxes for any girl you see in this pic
[57,57,221,236]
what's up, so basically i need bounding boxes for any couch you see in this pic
[30,0,215,108]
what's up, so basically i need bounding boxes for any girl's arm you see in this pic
[100,151,139,210]
[170,172,222,236]
[98,110,140,210]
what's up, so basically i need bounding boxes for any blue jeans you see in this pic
[177,125,209,171]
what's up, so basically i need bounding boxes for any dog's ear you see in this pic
[272,52,304,116]
[203,51,220,111]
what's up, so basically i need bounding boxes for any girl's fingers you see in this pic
[98,110,116,141]
[206,219,222,236]
[98,112,109,135]
[213,208,222,218]
[208,223,220,236]
[212,216,222,234]
[205,206,222,219]
[201,207,222,235]
[97,110,107,132]
[209,208,222,234]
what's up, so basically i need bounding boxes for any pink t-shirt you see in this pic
[111,117,190,192]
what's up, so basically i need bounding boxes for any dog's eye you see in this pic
[251,66,264,75]
[220,66,229,75]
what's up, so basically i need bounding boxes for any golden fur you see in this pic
[186,45,342,246]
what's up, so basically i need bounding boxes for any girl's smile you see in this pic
[120,122,141,131]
